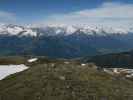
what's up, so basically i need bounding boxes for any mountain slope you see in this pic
[0,24,133,58]
[83,50,133,68]
[0,58,133,100]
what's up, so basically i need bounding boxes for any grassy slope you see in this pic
[0,56,28,65]
[0,59,133,100]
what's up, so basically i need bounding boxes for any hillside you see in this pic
[0,57,133,100]
[84,50,133,68]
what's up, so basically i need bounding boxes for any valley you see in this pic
[0,24,133,58]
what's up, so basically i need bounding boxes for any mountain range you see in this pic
[0,24,133,58]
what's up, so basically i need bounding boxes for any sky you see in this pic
[0,0,133,28]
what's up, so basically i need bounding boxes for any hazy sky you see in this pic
[0,0,133,28]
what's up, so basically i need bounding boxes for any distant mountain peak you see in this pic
[0,24,133,37]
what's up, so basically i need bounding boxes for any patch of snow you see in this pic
[28,58,38,63]
[113,68,119,74]
[7,26,23,35]
[103,68,113,74]
[126,74,133,78]
[55,29,62,34]
[66,26,77,35]
[81,63,86,66]
[0,64,28,80]
[23,29,37,36]
[104,68,133,78]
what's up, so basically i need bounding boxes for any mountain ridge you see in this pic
[0,24,133,37]
[0,24,133,58]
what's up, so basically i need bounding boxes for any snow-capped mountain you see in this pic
[0,24,133,58]
[0,24,37,36]
[0,24,133,37]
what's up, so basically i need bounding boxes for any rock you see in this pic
[59,76,65,80]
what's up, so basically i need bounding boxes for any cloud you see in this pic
[0,11,16,23]
[42,2,133,28]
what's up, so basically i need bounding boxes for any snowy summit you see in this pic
[0,24,133,37]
